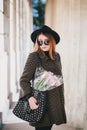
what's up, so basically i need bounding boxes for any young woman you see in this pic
[20,25,67,130]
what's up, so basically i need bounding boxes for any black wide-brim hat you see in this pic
[31,25,60,44]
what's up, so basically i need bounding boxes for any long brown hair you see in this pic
[34,33,56,60]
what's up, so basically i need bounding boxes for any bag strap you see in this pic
[32,55,42,84]
[37,54,42,67]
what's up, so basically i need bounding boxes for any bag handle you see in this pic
[37,54,42,67]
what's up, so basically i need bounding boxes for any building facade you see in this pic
[0,0,33,127]
[45,0,87,129]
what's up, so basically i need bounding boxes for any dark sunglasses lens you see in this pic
[37,41,43,46]
[44,40,50,45]
[37,40,50,46]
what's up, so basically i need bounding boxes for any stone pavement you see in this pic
[2,109,76,130]
[2,123,76,130]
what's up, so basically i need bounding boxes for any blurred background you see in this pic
[0,0,87,130]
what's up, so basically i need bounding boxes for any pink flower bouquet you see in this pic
[34,68,63,91]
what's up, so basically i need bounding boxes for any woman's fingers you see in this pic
[28,96,39,110]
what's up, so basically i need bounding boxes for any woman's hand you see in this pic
[28,96,39,110]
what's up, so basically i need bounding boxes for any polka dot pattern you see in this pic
[13,89,46,123]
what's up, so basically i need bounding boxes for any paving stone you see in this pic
[2,123,76,130]
[2,109,76,130]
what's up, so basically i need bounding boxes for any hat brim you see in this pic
[31,25,60,44]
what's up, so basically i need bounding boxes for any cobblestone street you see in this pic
[2,123,76,130]
[2,110,76,130]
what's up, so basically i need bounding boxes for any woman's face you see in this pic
[37,34,50,52]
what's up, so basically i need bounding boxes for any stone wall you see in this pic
[0,0,33,124]
[0,0,9,125]
[45,0,87,129]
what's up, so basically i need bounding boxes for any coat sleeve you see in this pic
[19,52,38,99]
[57,52,65,105]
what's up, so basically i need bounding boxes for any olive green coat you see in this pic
[19,50,67,127]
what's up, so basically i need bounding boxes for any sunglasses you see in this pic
[37,39,50,46]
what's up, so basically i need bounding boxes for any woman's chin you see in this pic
[41,48,49,51]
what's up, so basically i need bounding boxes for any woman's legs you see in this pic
[35,125,52,130]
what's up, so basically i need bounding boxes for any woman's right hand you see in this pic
[28,96,39,110]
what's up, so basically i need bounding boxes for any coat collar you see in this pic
[37,50,58,61]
